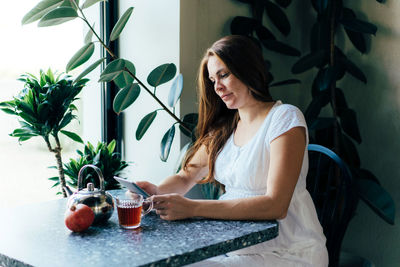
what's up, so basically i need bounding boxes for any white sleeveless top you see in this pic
[214,101,328,266]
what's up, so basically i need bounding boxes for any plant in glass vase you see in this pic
[0,69,87,197]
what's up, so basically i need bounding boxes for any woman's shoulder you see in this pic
[271,101,304,120]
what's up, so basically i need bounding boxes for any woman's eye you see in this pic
[220,72,230,78]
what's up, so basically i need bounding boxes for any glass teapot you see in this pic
[65,164,114,224]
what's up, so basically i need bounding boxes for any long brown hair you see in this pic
[183,35,273,183]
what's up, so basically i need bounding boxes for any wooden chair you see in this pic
[307,144,359,267]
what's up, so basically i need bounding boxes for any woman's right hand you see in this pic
[134,181,159,196]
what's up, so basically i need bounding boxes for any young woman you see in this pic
[133,35,328,266]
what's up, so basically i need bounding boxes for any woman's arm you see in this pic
[137,145,209,196]
[153,126,306,221]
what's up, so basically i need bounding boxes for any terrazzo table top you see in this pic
[0,190,278,267]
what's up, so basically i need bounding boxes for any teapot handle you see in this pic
[78,164,105,192]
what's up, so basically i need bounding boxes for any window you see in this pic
[0,0,85,208]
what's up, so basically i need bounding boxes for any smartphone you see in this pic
[113,176,150,198]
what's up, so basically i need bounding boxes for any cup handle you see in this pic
[142,198,153,216]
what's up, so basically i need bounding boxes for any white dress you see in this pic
[188,101,328,267]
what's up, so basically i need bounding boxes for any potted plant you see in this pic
[0,69,87,197]
[58,140,129,193]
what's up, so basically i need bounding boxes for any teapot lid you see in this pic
[77,182,102,195]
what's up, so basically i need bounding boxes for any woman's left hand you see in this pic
[152,194,195,221]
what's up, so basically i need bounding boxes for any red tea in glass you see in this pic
[115,194,153,229]
[117,205,142,228]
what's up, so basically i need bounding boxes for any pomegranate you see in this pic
[65,204,95,232]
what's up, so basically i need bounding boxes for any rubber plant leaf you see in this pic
[147,63,177,88]
[136,111,157,140]
[66,42,95,72]
[180,113,198,138]
[60,130,84,143]
[339,108,362,144]
[269,79,300,87]
[230,16,259,36]
[38,7,78,27]
[255,24,276,41]
[342,8,366,54]
[340,17,377,35]
[356,178,395,225]
[113,83,140,114]
[252,0,264,21]
[110,7,134,41]
[265,0,290,36]
[291,50,327,74]
[84,24,94,44]
[339,134,361,168]
[168,74,183,108]
[274,0,292,8]
[22,0,63,25]
[338,57,367,83]
[82,0,107,9]
[74,57,105,84]
[99,59,136,88]
[113,60,136,88]
[160,125,176,162]
[260,39,300,57]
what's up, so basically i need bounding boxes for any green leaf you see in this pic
[66,42,95,72]
[160,125,176,162]
[339,108,362,144]
[260,39,300,57]
[99,59,136,88]
[60,0,79,9]
[269,79,300,87]
[147,63,177,88]
[22,0,63,25]
[180,113,198,138]
[107,139,116,153]
[357,178,395,225]
[58,112,74,130]
[342,8,366,54]
[74,57,105,83]
[84,25,94,44]
[1,108,16,115]
[230,16,259,36]
[113,83,140,114]
[61,130,83,143]
[38,7,78,27]
[136,111,157,140]
[275,0,292,8]
[291,50,327,74]
[340,17,377,36]
[338,57,367,83]
[110,7,134,41]
[168,74,183,108]
[82,0,107,9]
[265,1,290,36]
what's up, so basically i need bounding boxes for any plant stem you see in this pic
[76,5,191,133]
[44,135,67,198]
[329,0,339,154]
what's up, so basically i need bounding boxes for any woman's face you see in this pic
[207,55,255,110]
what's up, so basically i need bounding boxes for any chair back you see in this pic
[307,144,358,267]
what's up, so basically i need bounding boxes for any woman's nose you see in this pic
[214,80,223,91]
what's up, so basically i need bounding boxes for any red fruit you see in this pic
[65,204,95,232]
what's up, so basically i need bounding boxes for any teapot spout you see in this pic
[63,185,74,197]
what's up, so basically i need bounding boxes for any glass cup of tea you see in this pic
[115,194,153,229]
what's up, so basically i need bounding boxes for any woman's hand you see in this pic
[152,194,196,221]
[135,181,159,196]
[125,181,159,199]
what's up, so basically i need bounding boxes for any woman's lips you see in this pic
[221,93,233,100]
